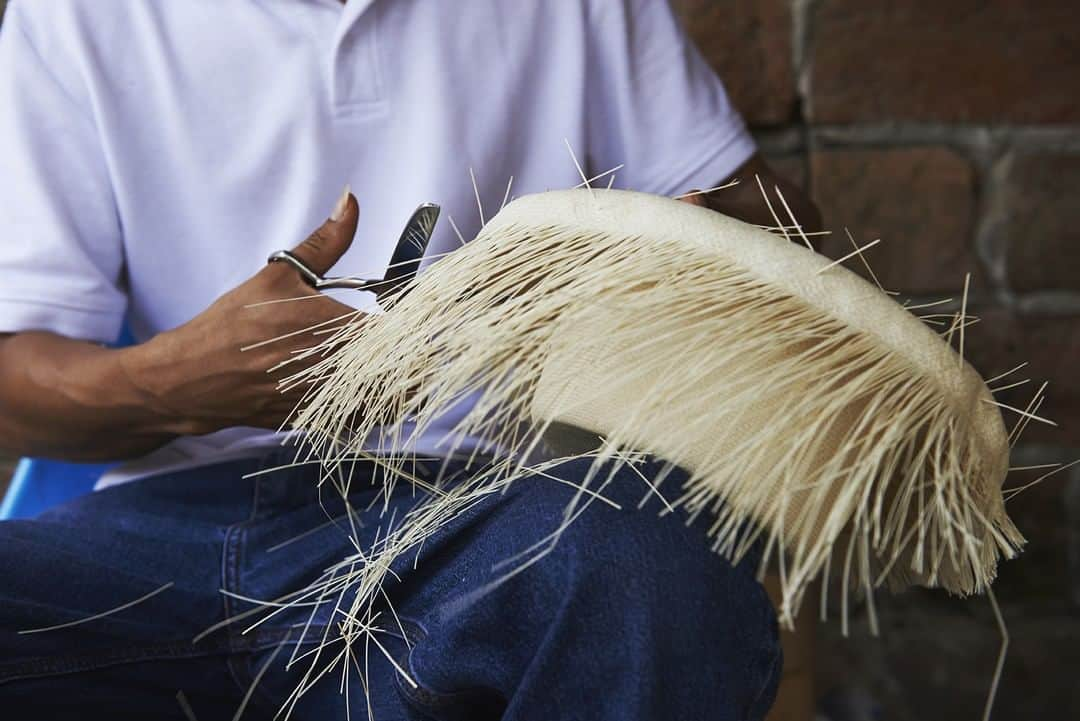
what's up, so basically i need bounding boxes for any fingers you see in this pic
[290,185,359,276]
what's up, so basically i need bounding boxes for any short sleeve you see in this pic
[586,0,756,196]
[0,4,126,343]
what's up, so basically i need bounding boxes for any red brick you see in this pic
[810,147,979,295]
[1000,153,1080,294]
[671,0,797,127]
[810,1,1080,124]
[963,310,1080,447]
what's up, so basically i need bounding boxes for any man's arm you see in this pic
[0,192,361,462]
[0,331,177,461]
[683,153,823,234]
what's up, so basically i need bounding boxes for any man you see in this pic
[0,1,819,718]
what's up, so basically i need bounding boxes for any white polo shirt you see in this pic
[0,0,754,484]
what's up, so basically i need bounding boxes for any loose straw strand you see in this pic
[19,581,175,635]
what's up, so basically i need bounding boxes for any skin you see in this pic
[0,192,361,460]
[0,154,820,462]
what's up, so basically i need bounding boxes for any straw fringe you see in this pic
[284,190,1023,628]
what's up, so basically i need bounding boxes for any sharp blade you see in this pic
[383,203,440,285]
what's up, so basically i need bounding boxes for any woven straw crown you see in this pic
[290,189,1022,622]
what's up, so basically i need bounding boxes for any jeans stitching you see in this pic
[0,638,230,686]
[0,624,334,687]
[743,584,783,721]
[223,469,264,694]
[744,642,784,721]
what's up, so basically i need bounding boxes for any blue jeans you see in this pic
[0,453,781,720]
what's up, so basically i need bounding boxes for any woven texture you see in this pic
[289,189,1022,621]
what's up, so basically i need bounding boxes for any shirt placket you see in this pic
[328,0,388,117]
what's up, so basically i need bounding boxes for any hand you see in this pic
[134,188,363,434]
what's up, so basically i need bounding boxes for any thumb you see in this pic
[291,186,359,276]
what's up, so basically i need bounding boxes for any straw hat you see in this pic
[289,188,1023,621]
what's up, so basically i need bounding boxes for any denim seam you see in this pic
[744,643,784,721]
[221,469,263,695]
[743,587,783,721]
[226,471,263,644]
[0,638,231,686]
[0,624,334,688]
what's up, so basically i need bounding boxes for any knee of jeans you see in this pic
[400,458,781,715]
[520,458,774,622]
[507,458,782,706]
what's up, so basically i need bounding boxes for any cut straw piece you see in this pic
[904,298,955,312]
[447,214,468,247]
[469,167,485,226]
[575,164,624,190]
[19,581,174,635]
[755,174,789,243]
[267,513,350,553]
[774,184,814,251]
[1004,458,1080,500]
[959,273,971,369]
[1008,382,1048,447]
[176,691,200,721]
[986,362,1029,386]
[501,175,515,211]
[241,309,359,352]
[673,179,741,200]
[990,378,1030,394]
[981,587,1008,721]
[1008,463,1061,472]
[244,293,341,309]
[232,637,288,721]
[564,138,592,196]
[816,238,883,274]
[982,398,1057,427]
[844,228,886,293]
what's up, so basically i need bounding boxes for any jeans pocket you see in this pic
[392,615,506,721]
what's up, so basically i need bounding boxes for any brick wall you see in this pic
[672,1,1080,719]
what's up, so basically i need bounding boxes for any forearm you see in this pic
[700,153,823,234]
[0,331,184,461]
[0,191,362,461]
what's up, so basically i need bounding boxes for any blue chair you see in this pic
[0,326,135,520]
[0,458,116,520]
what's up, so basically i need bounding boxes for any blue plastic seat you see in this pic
[0,458,115,520]
[0,325,134,520]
